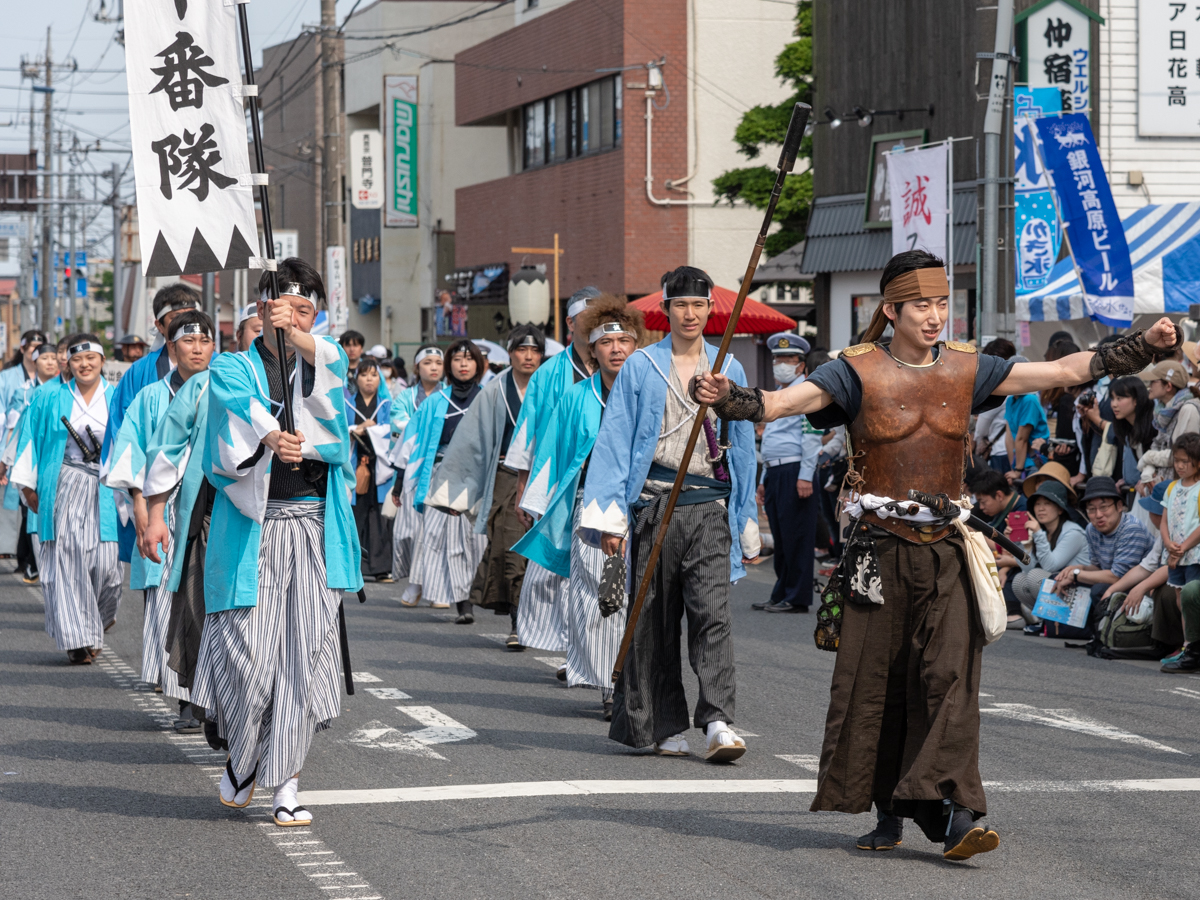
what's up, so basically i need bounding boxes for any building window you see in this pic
[526,0,538,7]
[519,75,622,172]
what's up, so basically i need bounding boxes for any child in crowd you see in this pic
[1162,433,1200,592]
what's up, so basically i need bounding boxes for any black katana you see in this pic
[907,490,1032,564]
[611,102,812,683]
[61,416,101,463]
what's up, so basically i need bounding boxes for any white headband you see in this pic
[567,298,591,318]
[261,283,320,306]
[170,322,213,343]
[508,334,541,351]
[155,298,199,321]
[663,287,712,302]
[68,341,105,359]
[414,347,443,365]
[237,303,259,326]
[589,321,635,344]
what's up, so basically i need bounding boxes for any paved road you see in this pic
[3,561,1198,900]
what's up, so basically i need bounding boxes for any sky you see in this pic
[0,0,360,260]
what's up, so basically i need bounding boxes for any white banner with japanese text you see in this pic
[125,0,259,276]
[887,143,948,262]
[1138,0,1200,136]
[326,245,347,334]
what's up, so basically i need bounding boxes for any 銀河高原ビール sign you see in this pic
[350,129,383,210]
[1034,113,1134,327]
[886,142,948,262]
[124,0,259,276]
[385,76,418,228]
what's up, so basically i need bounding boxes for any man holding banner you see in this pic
[696,248,1179,861]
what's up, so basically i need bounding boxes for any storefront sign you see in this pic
[1138,0,1200,135]
[350,129,383,210]
[1017,0,1100,117]
[1014,87,1063,295]
[384,76,418,228]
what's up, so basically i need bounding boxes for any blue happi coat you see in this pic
[504,344,589,472]
[512,373,605,577]
[204,337,363,613]
[10,378,119,542]
[144,371,210,593]
[344,388,396,505]
[2,373,50,514]
[104,375,178,590]
[398,386,453,512]
[578,337,759,582]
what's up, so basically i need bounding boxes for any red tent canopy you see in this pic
[631,285,797,335]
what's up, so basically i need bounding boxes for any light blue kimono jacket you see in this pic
[104,375,178,590]
[578,337,759,582]
[203,336,363,613]
[2,373,49,513]
[144,372,210,593]
[512,373,605,577]
[425,369,521,535]
[504,344,590,472]
[10,378,119,543]
[0,363,32,447]
[344,388,396,505]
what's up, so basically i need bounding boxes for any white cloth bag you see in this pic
[952,520,1006,645]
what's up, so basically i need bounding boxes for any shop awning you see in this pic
[1017,203,1200,322]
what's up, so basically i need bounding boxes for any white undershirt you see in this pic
[64,383,108,461]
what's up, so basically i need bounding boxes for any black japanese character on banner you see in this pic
[150,32,229,111]
[1044,54,1072,85]
[1044,17,1071,48]
[172,0,187,18]
[150,123,237,201]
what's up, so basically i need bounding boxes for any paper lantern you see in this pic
[508,265,550,326]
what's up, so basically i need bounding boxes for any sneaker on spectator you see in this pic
[1161,644,1199,674]
[1161,647,1187,666]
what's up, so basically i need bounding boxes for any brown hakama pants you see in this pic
[468,467,528,612]
[811,532,987,841]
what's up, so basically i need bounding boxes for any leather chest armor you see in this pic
[843,341,977,543]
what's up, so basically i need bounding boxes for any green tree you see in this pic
[712,0,812,258]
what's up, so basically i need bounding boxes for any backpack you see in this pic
[1087,590,1161,660]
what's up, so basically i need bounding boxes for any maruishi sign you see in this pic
[385,75,418,228]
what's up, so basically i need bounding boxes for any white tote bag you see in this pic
[952,520,1007,645]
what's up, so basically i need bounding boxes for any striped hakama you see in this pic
[407,465,486,607]
[141,497,188,700]
[391,476,421,579]
[39,460,123,652]
[565,493,624,697]
[516,562,569,651]
[191,501,342,788]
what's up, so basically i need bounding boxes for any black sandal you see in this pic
[273,805,313,827]
[66,649,92,665]
[219,758,257,809]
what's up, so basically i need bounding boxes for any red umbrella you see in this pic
[631,285,798,335]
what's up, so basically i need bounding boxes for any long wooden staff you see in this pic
[612,102,811,683]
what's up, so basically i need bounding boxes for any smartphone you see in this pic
[1007,510,1030,542]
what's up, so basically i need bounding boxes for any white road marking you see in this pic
[299,777,1200,806]
[90,654,388,900]
[1160,687,1200,700]
[395,705,477,744]
[364,687,412,700]
[981,703,1186,754]
[776,754,820,772]
[344,721,446,759]
[534,656,567,669]
[351,672,382,683]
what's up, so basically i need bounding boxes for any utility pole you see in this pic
[980,0,1014,343]
[110,162,123,339]
[321,0,343,282]
[67,169,77,334]
[39,26,53,336]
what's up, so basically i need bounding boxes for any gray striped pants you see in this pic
[516,562,569,651]
[566,497,623,697]
[391,476,421,579]
[142,586,189,701]
[408,505,486,606]
[40,461,123,652]
[191,501,342,788]
[609,499,735,748]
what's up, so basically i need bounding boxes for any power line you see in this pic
[339,0,515,39]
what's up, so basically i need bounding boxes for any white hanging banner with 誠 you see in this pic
[886,142,948,262]
[125,0,259,276]
[384,76,418,228]
[326,245,348,334]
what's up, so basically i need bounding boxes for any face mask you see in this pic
[773,362,800,385]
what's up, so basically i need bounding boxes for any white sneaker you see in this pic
[705,726,746,763]
[272,775,313,827]
[654,733,690,756]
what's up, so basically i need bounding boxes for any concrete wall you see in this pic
[342,0,511,351]
[828,269,881,350]
[686,0,796,291]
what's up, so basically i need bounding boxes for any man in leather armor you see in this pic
[695,249,1179,861]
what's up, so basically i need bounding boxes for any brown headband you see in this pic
[881,267,950,304]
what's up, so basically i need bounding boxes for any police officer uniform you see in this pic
[754,333,823,613]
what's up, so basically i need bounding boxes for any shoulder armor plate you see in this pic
[944,340,977,354]
[841,343,876,358]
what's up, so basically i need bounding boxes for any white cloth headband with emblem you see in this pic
[68,341,105,358]
[414,347,443,364]
[261,283,320,306]
[508,334,541,351]
[170,322,213,343]
[589,321,635,344]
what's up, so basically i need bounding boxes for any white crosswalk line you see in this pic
[364,687,412,700]
[395,705,476,744]
[776,754,821,771]
[343,720,446,759]
[350,671,382,683]
[982,703,1186,754]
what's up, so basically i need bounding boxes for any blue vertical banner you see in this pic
[1014,87,1063,295]
[1034,113,1135,327]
